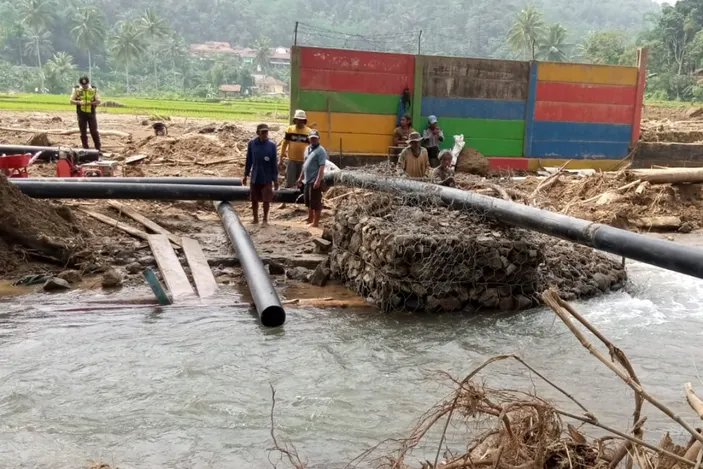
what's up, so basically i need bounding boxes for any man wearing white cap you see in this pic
[297,129,327,228]
[281,109,311,190]
[422,115,444,167]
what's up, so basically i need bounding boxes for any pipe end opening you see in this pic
[261,305,286,328]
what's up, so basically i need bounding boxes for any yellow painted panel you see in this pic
[307,111,397,135]
[527,158,624,171]
[537,62,638,86]
[320,132,393,154]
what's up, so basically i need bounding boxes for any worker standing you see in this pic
[281,109,311,189]
[422,115,444,168]
[69,76,101,152]
[297,129,327,228]
[243,123,279,225]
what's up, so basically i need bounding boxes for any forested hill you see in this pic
[1,0,658,57]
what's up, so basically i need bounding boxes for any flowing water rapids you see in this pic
[1,257,703,468]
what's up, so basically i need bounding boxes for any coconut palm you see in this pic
[71,6,106,81]
[506,5,545,60]
[140,8,169,87]
[110,21,147,91]
[539,24,569,62]
[44,51,76,93]
[253,35,271,74]
[18,0,56,32]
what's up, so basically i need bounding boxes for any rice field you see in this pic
[0,93,290,120]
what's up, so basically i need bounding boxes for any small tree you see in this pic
[253,35,271,74]
[507,5,545,60]
[44,51,76,93]
[539,24,569,62]
[71,6,106,82]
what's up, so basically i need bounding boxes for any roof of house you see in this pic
[219,84,242,92]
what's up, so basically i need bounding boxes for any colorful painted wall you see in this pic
[289,46,647,170]
[523,60,642,170]
[420,57,530,170]
[291,46,413,154]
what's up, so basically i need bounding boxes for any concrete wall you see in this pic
[290,46,648,170]
[291,46,413,154]
[419,56,529,170]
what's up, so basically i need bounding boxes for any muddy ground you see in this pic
[1,105,702,300]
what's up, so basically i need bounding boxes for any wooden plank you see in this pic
[181,237,218,299]
[299,46,415,76]
[537,62,638,86]
[534,101,634,124]
[536,81,636,105]
[421,96,525,120]
[299,68,411,95]
[298,90,399,114]
[147,234,195,300]
[79,209,149,241]
[306,111,396,134]
[107,201,181,247]
[631,48,649,147]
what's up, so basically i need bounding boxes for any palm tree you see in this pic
[18,0,56,92]
[163,33,186,71]
[44,52,76,93]
[18,0,56,32]
[253,35,271,74]
[24,27,52,91]
[539,24,569,62]
[110,21,147,92]
[140,8,169,87]
[71,6,106,81]
[506,5,545,60]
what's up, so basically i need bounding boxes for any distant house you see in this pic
[219,84,241,98]
[252,74,287,94]
[189,42,291,68]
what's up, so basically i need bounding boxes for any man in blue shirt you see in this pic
[297,129,327,228]
[243,123,279,225]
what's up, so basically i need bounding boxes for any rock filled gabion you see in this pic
[329,195,626,313]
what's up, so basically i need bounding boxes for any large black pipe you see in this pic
[325,171,703,280]
[0,145,100,162]
[22,177,242,186]
[11,180,302,202]
[215,201,286,328]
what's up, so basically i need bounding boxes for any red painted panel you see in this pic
[299,68,412,94]
[300,47,415,76]
[536,82,636,105]
[534,101,634,124]
[488,157,529,171]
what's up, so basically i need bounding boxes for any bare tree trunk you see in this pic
[35,38,44,93]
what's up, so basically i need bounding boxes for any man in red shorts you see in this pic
[243,123,279,224]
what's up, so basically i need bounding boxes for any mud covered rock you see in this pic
[126,262,142,275]
[43,277,71,291]
[101,268,124,288]
[57,269,82,284]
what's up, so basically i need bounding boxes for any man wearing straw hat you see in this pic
[397,131,429,178]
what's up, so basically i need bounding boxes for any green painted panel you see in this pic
[421,116,524,140]
[464,138,524,157]
[298,90,399,115]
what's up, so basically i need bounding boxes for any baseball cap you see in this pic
[428,115,438,124]
[257,123,269,133]
[309,129,320,139]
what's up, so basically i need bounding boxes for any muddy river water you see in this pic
[1,257,703,468]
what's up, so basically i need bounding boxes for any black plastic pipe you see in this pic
[11,180,302,202]
[0,145,100,162]
[215,201,286,328]
[22,177,242,186]
[325,171,703,280]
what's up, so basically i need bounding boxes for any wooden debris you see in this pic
[79,208,150,241]
[630,216,682,230]
[181,237,218,299]
[194,157,239,166]
[685,383,703,420]
[124,154,147,165]
[0,126,131,138]
[147,234,195,300]
[107,201,181,247]
[629,168,703,184]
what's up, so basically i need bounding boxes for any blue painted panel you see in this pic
[523,61,538,157]
[532,121,632,143]
[530,140,630,159]
[421,96,526,120]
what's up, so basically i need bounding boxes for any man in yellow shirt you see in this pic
[69,76,101,152]
[281,109,311,189]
